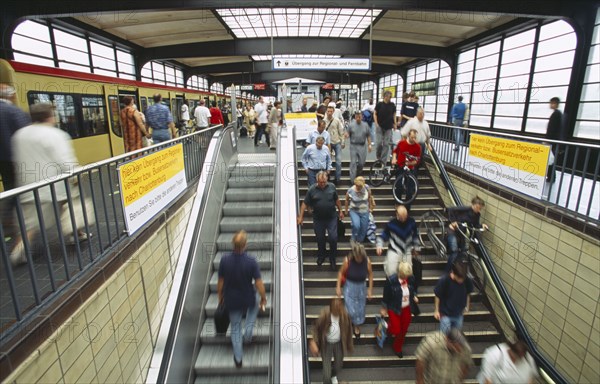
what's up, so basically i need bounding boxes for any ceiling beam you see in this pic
[7,0,590,19]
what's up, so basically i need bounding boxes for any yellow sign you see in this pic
[286,112,319,120]
[469,134,549,177]
[383,86,397,98]
[119,144,185,207]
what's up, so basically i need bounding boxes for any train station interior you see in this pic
[0,1,599,383]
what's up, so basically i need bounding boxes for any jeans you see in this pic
[152,129,171,144]
[453,118,464,149]
[349,210,369,242]
[331,142,342,183]
[446,229,460,273]
[440,314,464,334]
[307,169,323,186]
[254,123,270,146]
[313,215,338,263]
[368,122,375,144]
[375,127,393,164]
[228,293,260,363]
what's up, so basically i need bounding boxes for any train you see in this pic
[0,58,246,178]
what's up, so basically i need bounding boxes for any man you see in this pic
[194,99,211,130]
[254,96,270,147]
[434,263,473,334]
[324,102,346,185]
[300,98,308,112]
[415,327,473,384]
[376,205,420,277]
[268,100,282,150]
[180,100,190,128]
[217,230,267,368]
[316,96,331,121]
[451,96,466,151]
[362,98,376,144]
[345,111,372,184]
[446,196,488,271]
[306,120,331,148]
[545,97,565,183]
[392,129,422,209]
[11,103,90,266]
[334,99,345,122]
[0,83,31,236]
[399,92,419,128]
[209,100,224,126]
[374,91,396,165]
[401,107,431,156]
[301,136,332,186]
[145,94,177,143]
[308,101,318,113]
[297,171,344,270]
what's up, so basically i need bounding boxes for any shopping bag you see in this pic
[366,213,377,244]
[214,303,230,334]
[375,315,388,349]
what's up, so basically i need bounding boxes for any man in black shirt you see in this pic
[545,97,565,183]
[446,196,488,272]
[297,171,344,270]
[374,90,397,165]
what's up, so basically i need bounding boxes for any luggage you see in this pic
[239,126,248,137]
[214,303,230,334]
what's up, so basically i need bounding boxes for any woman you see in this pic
[344,176,375,243]
[380,261,419,358]
[243,104,256,138]
[336,242,373,339]
[120,96,150,153]
[478,340,538,384]
[309,298,354,384]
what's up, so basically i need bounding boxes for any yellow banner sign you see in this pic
[469,134,550,177]
[120,144,185,207]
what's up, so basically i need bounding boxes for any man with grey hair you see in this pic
[0,83,31,236]
[415,327,473,384]
[374,90,397,165]
[301,136,332,186]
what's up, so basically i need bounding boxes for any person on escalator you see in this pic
[446,196,488,272]
[309,298,354,384]
[217,230,267,368]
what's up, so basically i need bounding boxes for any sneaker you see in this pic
[331,376,339,384]
[316,256,325,266]
[234,356,242,368]
[10,241,27,266]
[395,351,403,359]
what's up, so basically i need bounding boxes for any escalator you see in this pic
[298,159,503,382]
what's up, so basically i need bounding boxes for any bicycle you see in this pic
[419,210,488,293]
[368,152,419,205]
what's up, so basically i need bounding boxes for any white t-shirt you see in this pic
[194,105,211,127]
[477,343,538,384]
[362,103,375,112]
[254,102,268,124]
[326,314,341,343]
[181,104,189,121]
[401,117,430,144]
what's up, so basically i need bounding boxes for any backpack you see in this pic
[362,110,373,124]
[239,126,248,137]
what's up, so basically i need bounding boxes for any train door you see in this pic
[105,88,137,157]
[172,94,184,127]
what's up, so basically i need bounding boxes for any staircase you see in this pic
[195,157,275,383]
[298,158,503,382]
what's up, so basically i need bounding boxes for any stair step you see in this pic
[214,250,273,269]
[200,317,272,343]
[210,271,272,291]
[228,174,274,188]
[223,202,273,216]
[205,294,272,317]
[195,344,270,375]
[229,165,275,177]
[225,188,274,202]
[194,375,268,384]
[303,290,483,304]
[220,217,273,232]
[309,366,481,383]
[217,232,273,251]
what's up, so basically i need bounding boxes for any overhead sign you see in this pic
[285,112,318,142]
[322,83,337,90]
[467,134,551,199]
[118,144,187,235]
[273,58,370,71]
[254,83,266,90]
[340,84,353,90]
[240,85,254,91]
[411,79,438,96]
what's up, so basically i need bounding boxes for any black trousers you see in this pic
[254,123,270,146]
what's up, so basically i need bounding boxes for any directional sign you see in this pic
[273,58,370,71]
[240,85,254,91]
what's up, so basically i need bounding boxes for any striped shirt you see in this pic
[377,217,420,254]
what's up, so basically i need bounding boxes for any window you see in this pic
[575,9,600,140]
[405,60,451,122]
[142,61,185,87]
[91,41,116,77]
[28,92,108,138]
[210,83,224,94]
[108,95,122,137]
[360,81,377,107]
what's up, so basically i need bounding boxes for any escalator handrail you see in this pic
[427,146,567,384]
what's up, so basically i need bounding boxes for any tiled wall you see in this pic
[446,172,600,384]
[4,198,194,384]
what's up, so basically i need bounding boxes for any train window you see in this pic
[108,95,122,137]
[140,97,148,113]
[27,92,109,139]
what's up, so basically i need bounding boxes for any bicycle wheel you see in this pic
[369,160,386,187]
[466,255,487,294]
[419,210,446,258]
[392,172,418,205]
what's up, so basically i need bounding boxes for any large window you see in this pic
[575,9,600,140]
[378,74,404,109]
[454,20,576,133]
[27,92,108,138]
[187,75,209,91]
[210,83,224,94]
[12,20,136,79]
[360,81,377,107]
[405,59,451,122]
[141,61,185,87]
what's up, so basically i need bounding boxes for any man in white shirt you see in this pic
[180,100,190,127]
[254,96,270,147]
[401,107,431,154]
[193,99,211,130]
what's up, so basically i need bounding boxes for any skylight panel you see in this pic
[217,8,381,39]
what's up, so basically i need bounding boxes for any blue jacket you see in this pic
[382,274,419,315]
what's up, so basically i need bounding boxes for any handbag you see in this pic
[214,303,230,334]
[337,218,346,240]
[374,315,388,349]
[366,213,377,244]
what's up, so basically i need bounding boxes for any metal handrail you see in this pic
[427,145,568,384]
[0,125,222,343]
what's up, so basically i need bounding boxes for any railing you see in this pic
[0,126,221,342]
[428,123,600,222]
[427,145,568,384]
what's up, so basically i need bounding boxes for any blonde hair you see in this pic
[398,262,413,279]
[349,242,366,263]
[354,176,365,188]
